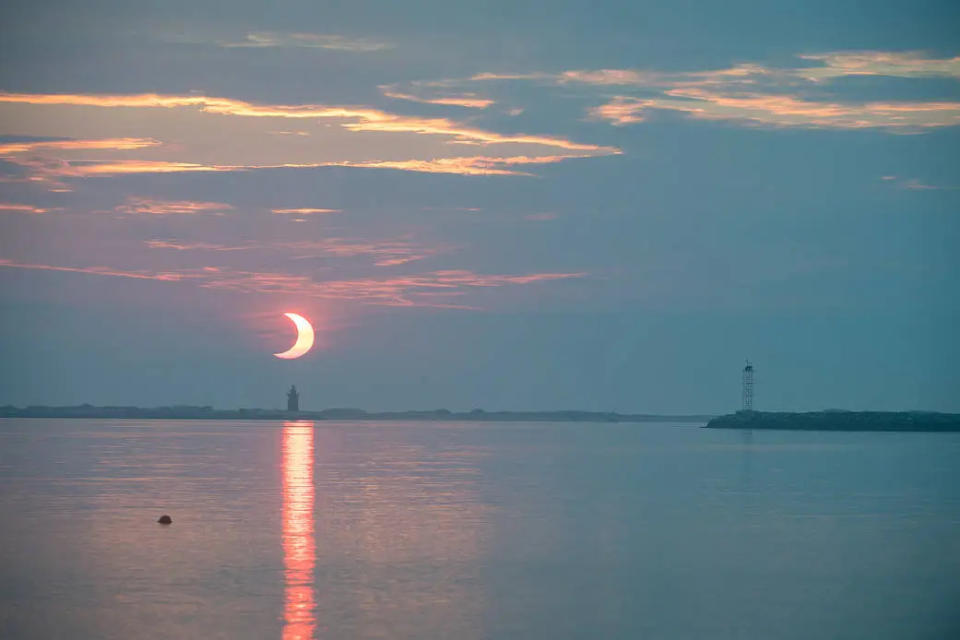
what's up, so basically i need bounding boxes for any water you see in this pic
[1,419,958,639]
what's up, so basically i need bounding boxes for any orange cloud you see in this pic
[588,97,657,125]
[74,161,231,176]
[663,88,960,128]
[468,52,960,131]
[0,91,618,184]
[0,202,51,214]
[0,92,612,153]
[588,90,960,129]
[381,87,494,109]
[797,51,960,81]
[0,137,160,155]
[115,197,234,215]
[330,152,611,176]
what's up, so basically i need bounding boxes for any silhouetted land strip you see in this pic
[0,405,713,423]
[707,410,960,432]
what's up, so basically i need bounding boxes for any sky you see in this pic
[0,0,958,413]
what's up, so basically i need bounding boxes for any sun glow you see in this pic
[273,313,315,359]
[282,421,316,640]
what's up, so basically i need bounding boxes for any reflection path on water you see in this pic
[282,422,316,640]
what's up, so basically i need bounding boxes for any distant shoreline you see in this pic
[0,405,713,423]
[706,410,960,432]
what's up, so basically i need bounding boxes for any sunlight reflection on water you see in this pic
[282,421,315,640]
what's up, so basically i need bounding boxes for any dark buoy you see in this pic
[157,515,172,524]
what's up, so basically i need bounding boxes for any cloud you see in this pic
[0,137,160,155]
[469,51,960,131]
[114,197,234,215]
[4,155,601,180]
[0,92,609,151]
[0,202,51,214]
[512,52,960,89]
[380,86,494,109]
[218,32,392,52]
[470,72,554,82]
[880,175,958,191]
[145,240,252,251]
[559,69,664,86]
[797,51,960,81]
[0,91,618,183]
[589,90,960,130]
[145,236,444,267]
[76,161,232,176]
[588,97,657,125]
[328,153,609,176]
[0,259,586,308]
[0,259,201,282]
[198,268,586,306]
[271,208,341,215]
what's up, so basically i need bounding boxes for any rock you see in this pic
[157,515,172,524]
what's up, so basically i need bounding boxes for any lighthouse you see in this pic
[287,385,300,413]
[742,362,754,412]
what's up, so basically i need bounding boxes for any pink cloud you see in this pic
[271,208,341,215]
[0,259,202,282]
[115,197,234,215]
[329,152,614,176]
[0,259,586,308]
[145,236,445,267]
[0,202,51,214]
[588,97,657,125]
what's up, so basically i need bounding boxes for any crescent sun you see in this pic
[273,313,315,359]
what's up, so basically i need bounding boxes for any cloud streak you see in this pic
[145,236,444,266]
[271,208,341,215]
[0,259,586,308]
[0,91,618,183]
[590,90,960,129]
[0,137,160,155]
[0,92,610,151]
[797,51,960,81]
[472,51,960,131]
[218,32,392,52]
[0,202,52,214]
[380,86,494,108]
[115,197,234,215]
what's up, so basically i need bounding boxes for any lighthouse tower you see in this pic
[287,385,300,413]
[742,362,754,412]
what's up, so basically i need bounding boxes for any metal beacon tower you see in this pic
[742,361,754,412]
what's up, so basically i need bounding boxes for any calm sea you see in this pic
[1,419,958,639]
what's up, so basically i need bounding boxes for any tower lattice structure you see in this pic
[742,362,754,411]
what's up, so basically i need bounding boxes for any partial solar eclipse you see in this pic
[273,313,315,359]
